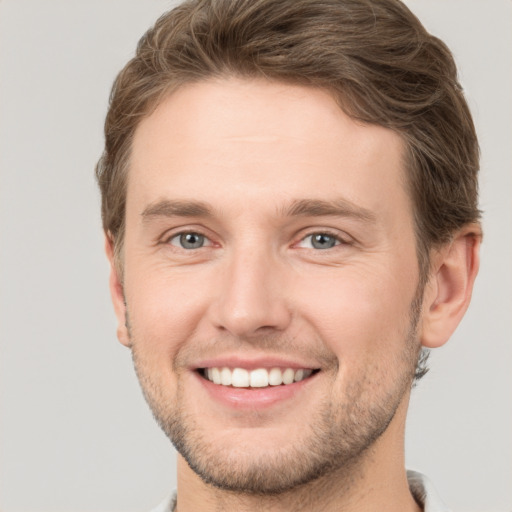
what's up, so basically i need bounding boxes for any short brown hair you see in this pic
[96,0,480,279]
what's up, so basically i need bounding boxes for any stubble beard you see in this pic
[130,294,423,496]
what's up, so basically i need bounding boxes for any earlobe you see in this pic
[105,234,132,348]
[420,225,482,348]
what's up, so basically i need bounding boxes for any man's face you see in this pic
[118,78,423,493]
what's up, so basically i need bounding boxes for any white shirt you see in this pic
[150,470,451,512]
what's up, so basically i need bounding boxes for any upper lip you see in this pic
[192,356,321,371]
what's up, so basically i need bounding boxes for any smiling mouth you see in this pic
[198,367,320,388]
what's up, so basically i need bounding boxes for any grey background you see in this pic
[0,1,510,511]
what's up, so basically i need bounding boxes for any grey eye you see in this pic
[310,233,338,249]
[170,232,206,249]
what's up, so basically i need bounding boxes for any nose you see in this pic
[208,245,292,338]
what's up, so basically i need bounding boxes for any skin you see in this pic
[107,78,481,512]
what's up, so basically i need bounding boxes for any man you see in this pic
[96,1,481,510]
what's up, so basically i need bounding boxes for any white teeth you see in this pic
[231,368,250,388]
[250,368,269,387]
[212,367,221,385]
[203,367,315,388]
[282,368,295,385]
[293,369,313,382]
[220,367,232,386]
[268,367,283,386]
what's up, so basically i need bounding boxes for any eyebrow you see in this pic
[282,199,377,223]
[141,199,213,221]
[141,198,376,223]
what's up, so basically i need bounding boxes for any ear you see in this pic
[420,225,482,348]
[105,234,131,348]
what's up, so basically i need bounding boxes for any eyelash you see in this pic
[165,231,213,250]
[163,229,351,251]
[296,230,350,250]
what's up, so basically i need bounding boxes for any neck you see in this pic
[175,398,421,512]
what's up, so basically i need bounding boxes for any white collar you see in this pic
[407,470,452,512]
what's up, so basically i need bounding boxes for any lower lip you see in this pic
[195,371,318,409]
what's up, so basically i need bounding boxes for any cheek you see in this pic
[124,263,212,357]
[293,263,416,363]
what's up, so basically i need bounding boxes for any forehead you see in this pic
[128,78,408,223]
